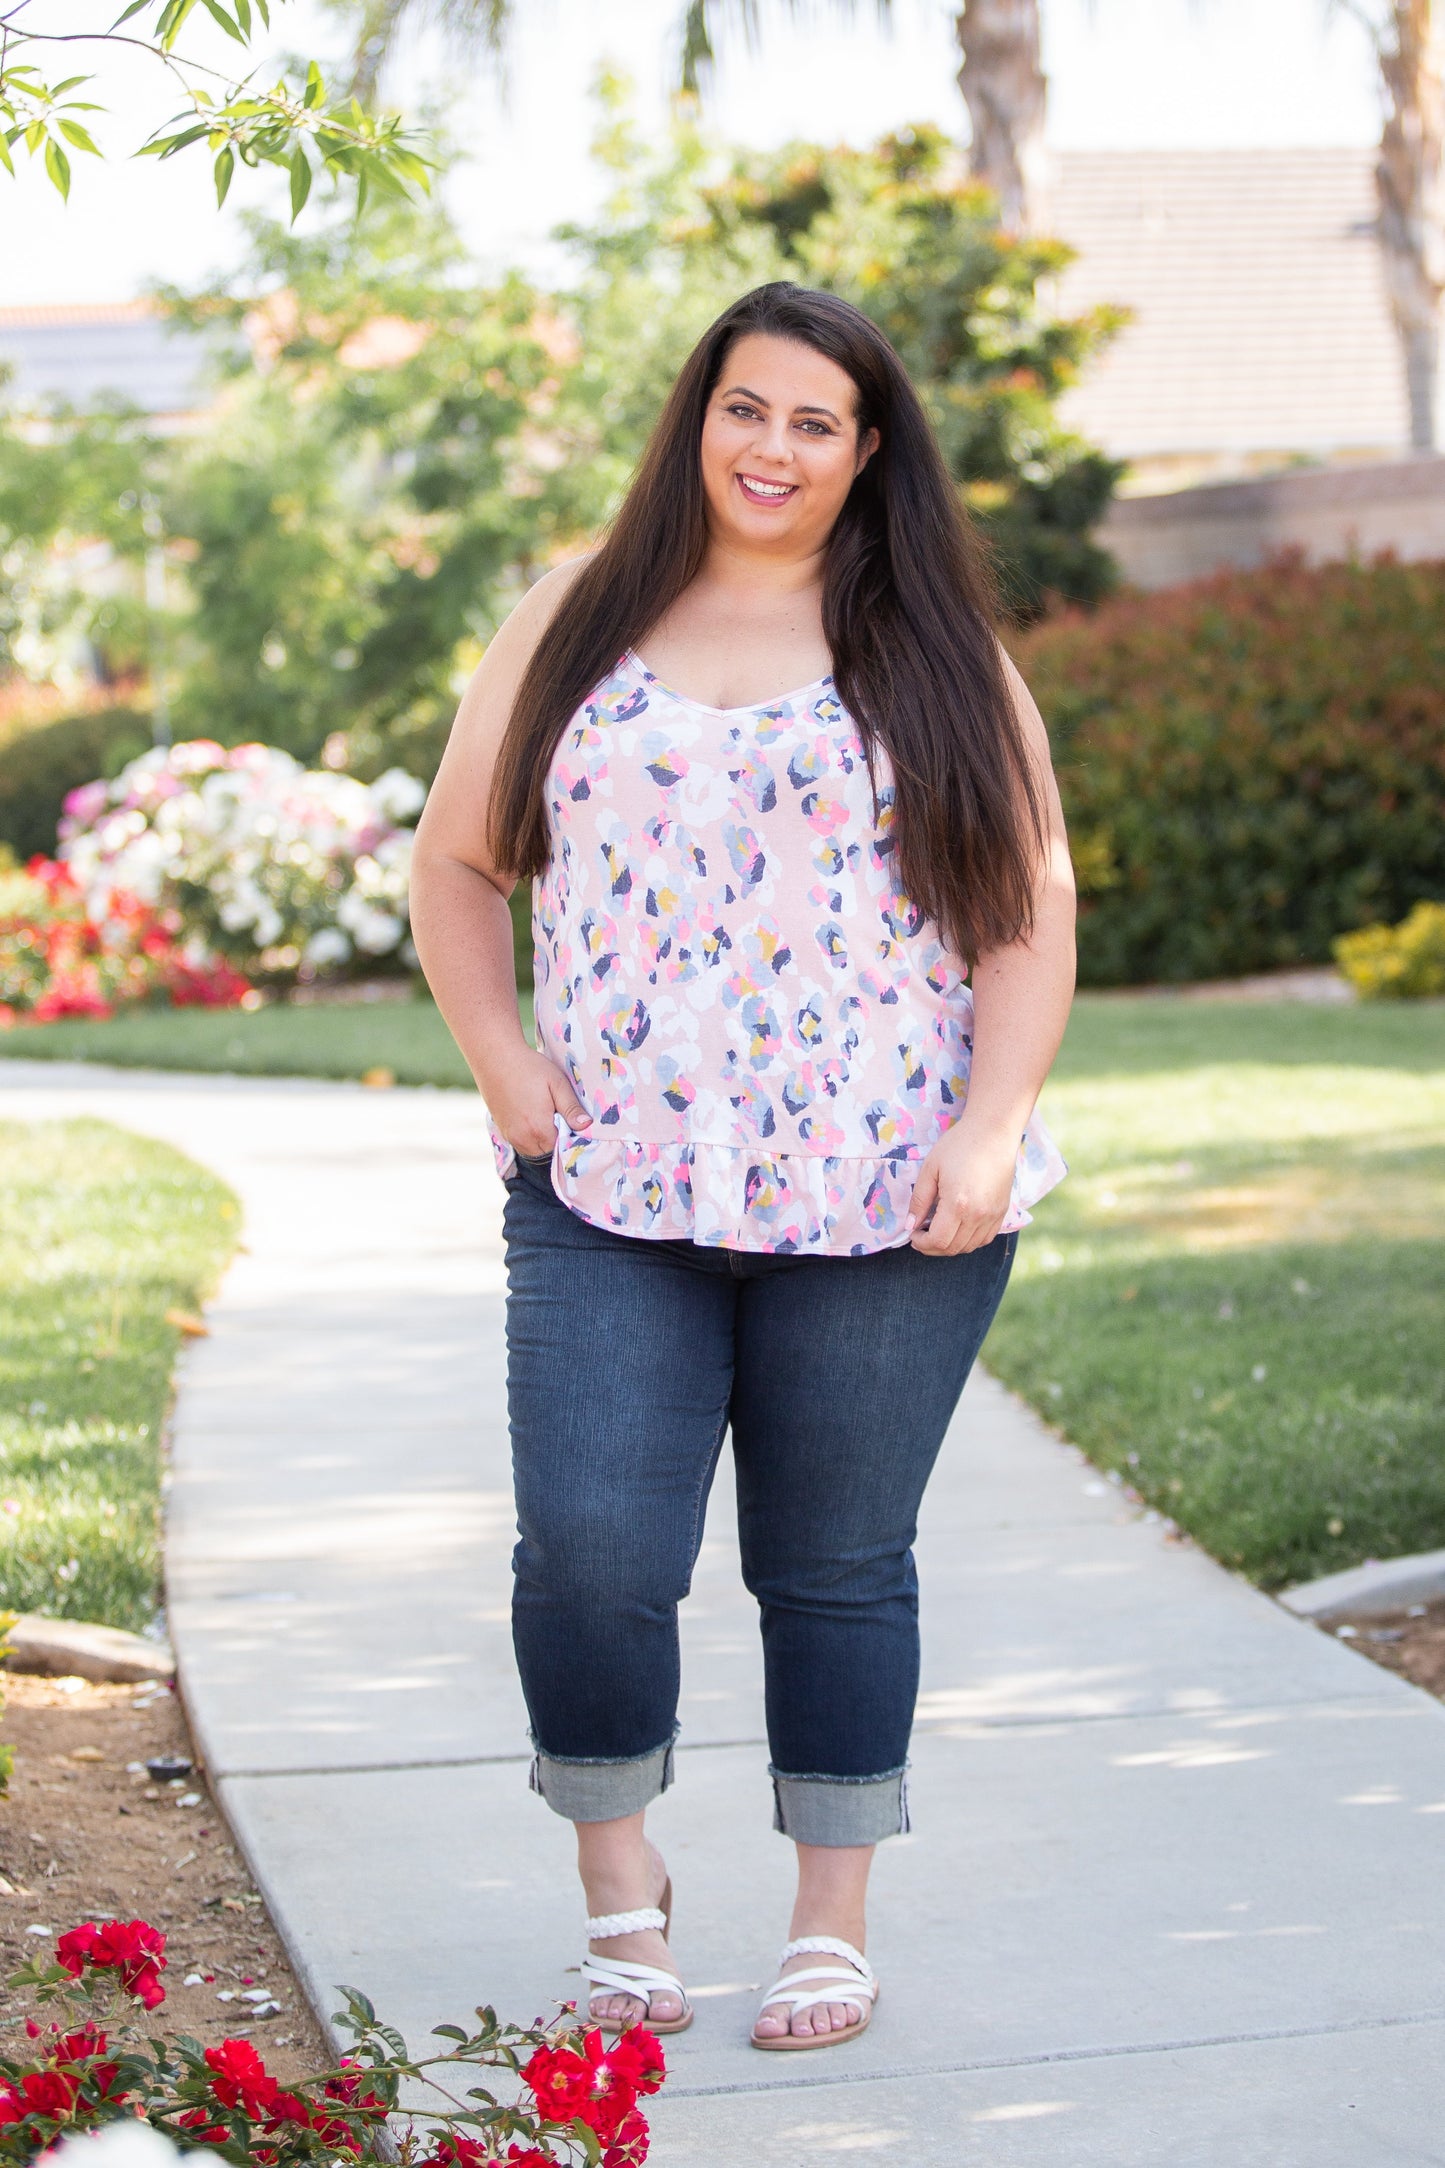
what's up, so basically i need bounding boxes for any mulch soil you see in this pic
[1328,1599,1445,1701]
[0,1670,329,2081]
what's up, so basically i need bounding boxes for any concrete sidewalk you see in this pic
[6,1061,1445,2166]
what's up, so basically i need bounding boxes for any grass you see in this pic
[0,1120,239,1632]
[987,998,1445,1591]
[5,990,1443,1595]
[0,995,482,1087]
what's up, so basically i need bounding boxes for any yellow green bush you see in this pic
[1334,900,1445,1000]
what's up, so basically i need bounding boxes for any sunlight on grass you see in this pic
[1028,1063,1445,1259]
[989,1003,1445,1592]
[0,1120,239,1631]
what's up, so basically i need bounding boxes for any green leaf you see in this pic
[288,141,311,219]
[430,2024,469,2042]
[213,143,234,204]
[0,133,13,176]
[43,135,71,198]
[155,0,200,50]
[111,0,154,24]
[146,123,211,157]
[198,0,249,45]
[304,60,324,109]
[58,119,101,155]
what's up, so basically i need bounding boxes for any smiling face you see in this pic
[698,331,880,558]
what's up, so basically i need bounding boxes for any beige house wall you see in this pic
[1099,455,1445,589]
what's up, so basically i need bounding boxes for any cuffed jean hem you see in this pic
[529,1734,677,1824]
[770,1763,910,1846]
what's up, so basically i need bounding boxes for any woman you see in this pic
[410,282,1075,2053]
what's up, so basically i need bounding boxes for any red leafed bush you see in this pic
[0,856,249,1026]
[1013,555,1445,985]
[2,1916,665,2168]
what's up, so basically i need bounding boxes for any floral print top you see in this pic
[491,650,1065,1255]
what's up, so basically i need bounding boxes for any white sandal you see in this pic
[751,1934,878,2052]
[582,1884,693,2036]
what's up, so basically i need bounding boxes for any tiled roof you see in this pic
[1050,148,1411,464]
[0,299,212,416]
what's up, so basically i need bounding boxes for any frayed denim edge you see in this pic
[529,1729,678,1824]
[769,1762,911,1845]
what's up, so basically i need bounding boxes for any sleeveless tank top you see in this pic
[490,649,1065,1255]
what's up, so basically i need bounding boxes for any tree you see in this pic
[159,190,570,773]
[1369,0,1445,448]
[686,0,1445,440]
[953,0,1048,231]
[0,89,1119,804]
[346,0,1054,229]
[0,0,430,214]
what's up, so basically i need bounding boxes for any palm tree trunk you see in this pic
[1376,0,1445,451]
[953,0,1049,232]
[348,0,413,105]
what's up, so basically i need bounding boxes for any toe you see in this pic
[752,2002,790,2039]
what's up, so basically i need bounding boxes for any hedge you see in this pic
[1014,557,1445,986]
[0,704,155,861]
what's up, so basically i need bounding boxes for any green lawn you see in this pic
[0,1120,239,1632]
[0,996,483,1087]
[5,992,1443,1596]
[988,998,1445,1591]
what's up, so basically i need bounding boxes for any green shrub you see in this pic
[1015,557,1445,986]
[0,705,154,859]
[1335,899,1445,999]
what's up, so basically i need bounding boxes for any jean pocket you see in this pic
[515,1148,554,1168]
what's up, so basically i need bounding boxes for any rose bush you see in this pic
[4,1917,664,2168]
[58,742,427,984]
[0,857,248,1025]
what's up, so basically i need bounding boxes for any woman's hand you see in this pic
[907,1121,1018,1256]
[486,1046,593,1159]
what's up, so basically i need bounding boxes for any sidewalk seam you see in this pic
[661,2005,1445,2099]
[205,1688,1417,1782]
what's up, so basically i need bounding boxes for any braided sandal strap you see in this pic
[778,1935,874,1982]
[585,1907,667,1939]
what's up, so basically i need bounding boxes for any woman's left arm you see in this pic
[909,656,1077,1256]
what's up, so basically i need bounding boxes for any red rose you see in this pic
[423,2138,498,2168]
[17,2069,80,2120]
[605,2027,665,2094]
[264,2091,313,2130]
[176,2107,232,2147]
[305,2111,366,2154]
[57,1919,167,2011]
[601,2107,651,2168]
[571,2029,639,2143]
[429,2139,493,2166]
[0,2087,23,2128]
[522,2044,592,2120]
[50,2025,123,2101]
[320,2064,387,2120]
[205,2038,279,2119]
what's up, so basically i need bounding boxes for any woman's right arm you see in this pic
[408,562,592,1158]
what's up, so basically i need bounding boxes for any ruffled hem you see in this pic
[492,1117,1066,1258]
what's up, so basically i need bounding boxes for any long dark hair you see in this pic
[488,281,1044,963]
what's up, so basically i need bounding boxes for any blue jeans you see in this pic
[502,1157,1016,1846]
